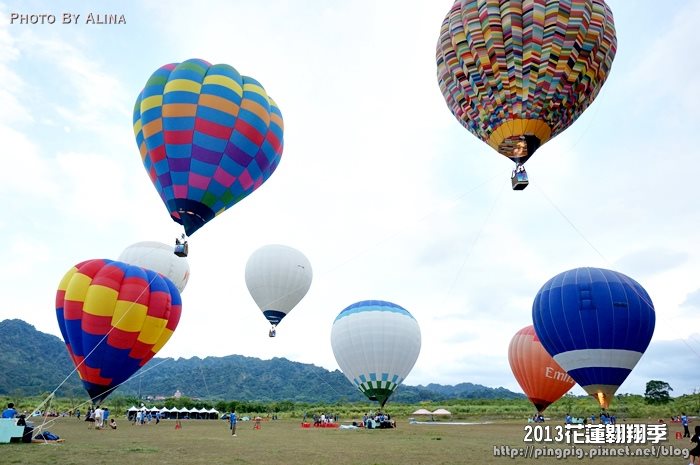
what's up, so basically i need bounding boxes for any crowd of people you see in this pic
[130,405,162,425]
[361,412,395,429]
[555,412,619,425]
[305,412,339,426]
[83,406,115,429]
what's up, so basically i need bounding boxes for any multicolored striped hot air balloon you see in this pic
[436,0,617,165]
[532,267,655,409]
[331,300,421,407]
[133,58,284,236]
[508,325,575,413]
[55,259,182,403]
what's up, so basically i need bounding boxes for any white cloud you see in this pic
[682,290,700,309]
[1,0,699,399]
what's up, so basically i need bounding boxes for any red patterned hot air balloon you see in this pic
[55,259,182,403]
[508,325,575,412]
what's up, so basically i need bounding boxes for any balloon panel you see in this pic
[331,300,421,406]
[245,244,312,325]
[55,259,182,402]
[508,325,574,412]
[133,58,284,235]
[532,267,655,407]
[118,241,190,293]
[436,0,617,162]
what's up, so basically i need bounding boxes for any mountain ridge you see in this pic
[0,319,523,402]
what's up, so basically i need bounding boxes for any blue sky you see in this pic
[2,0,699,400]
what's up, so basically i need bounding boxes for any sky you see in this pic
[1,0,700,400]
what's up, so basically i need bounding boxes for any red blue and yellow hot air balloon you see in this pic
[436,0,617,187]
[133,58,284,236]
[55,259,182,403]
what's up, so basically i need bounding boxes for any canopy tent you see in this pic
[432,408,451,415]
[126,406,219,420]
[412,409,432,415]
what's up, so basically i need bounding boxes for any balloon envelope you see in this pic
[55,259,182,403]
[118,241,190,293]
[245,245,312,326]
[436,0,617,163]
[532,267,655,408]
[331,300,421,407]
[508,325,575,412]
[133,58,284,236]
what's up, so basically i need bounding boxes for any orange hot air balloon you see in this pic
[508,325,575,412]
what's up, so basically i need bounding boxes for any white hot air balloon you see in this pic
[331,300,421,407]
[118,241,190,293]
[245,244,312,336]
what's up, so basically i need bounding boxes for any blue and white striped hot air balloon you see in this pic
[331,300,421,407]
[532,267,655,409]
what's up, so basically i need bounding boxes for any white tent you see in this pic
[412,408,432,415]
[127,406,138,412]
[432,408,451,415]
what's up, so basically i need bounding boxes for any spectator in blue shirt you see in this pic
[229,410,237,437]
[1,403,17,418]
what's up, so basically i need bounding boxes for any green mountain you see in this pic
[0,319,522,402]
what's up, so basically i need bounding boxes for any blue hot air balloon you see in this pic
[532,267,655,409]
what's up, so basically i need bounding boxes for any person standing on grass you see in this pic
[94,406,103,429]
[229,410,237,437]
[683,413,691,438]
[690,425,700,465]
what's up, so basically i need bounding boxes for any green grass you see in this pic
[0,416,692,465]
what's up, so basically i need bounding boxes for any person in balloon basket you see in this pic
[689,425,700,465]
[229,410,237,437]
[683,413,691,438]
[1,403,17,418]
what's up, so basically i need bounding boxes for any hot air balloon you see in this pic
[436,0,617,189]
[244,245,312,337]
[508,325,575,413]
[118,241,190,292]
[55,259,182,403]
[532,267,655,409]
[132,58,284,246]
[331,300,421,407]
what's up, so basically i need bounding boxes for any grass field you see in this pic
[1,416,693,465]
